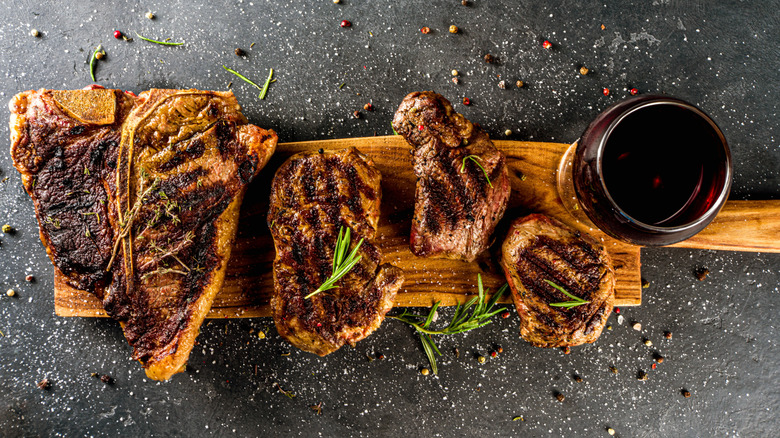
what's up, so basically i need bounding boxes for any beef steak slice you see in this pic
[500,214,616,347]
[268,148,404,356]
[392,91,511,262]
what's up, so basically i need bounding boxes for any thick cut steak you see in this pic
[9,88,277,380]
[268,148,404,356]
[500,214,616,348]
[392,91,510,262]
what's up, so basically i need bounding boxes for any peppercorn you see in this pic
[609,366,618,374]
[490,351,497,358]
[579,66,589,75]
[652,363,657,370]
[637,370,648,381]
[601,24,606,30]
[452,77,459,84]
[377,353,385,360]
[462,97,470,105]
[95,51,105,60]
[418,125,425,131]
[562,346,571,355]
[483,54,494,63]
[100,374,114,384]
[113,30,123,39]
[31,29,40,37]
[449,25,459,34]
[2,224,12,233]
[642,278,650,288]
[630,87,639,95]
[451,69,459,76]
[542,40,553,50]
[340,20,351,28]
[655,355,665,364]
[257,331,266,339]
[421,27,431,34]
[516,80,524,88]
[607,428,616,436]
[6,289,15,297]
[25,275,34,282]
[146,11,155,20]
[632,322,642,331]
[498,80,506,89]
[555,392,565,402]
[37,378,51,390]
[353,110,361,119]
[682,389,691,398]
[664,331,672,339]
[477,355,486,364]
[573,374,583,383]
[695,268,709,281]
[497,346,503,353]
[364,103,373,111]
[462,0,468,5]
[606,325,612,330]
[501,311,511,319]
[235,48,246,57]
[453,347,460,358]
[614,307,620,313]
[504,129,512,136]
[644,339,653,347]
[603,88,610,96]
[333,0,340,3]
[421,368,430,376]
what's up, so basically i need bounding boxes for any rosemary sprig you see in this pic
[305,226,364,299]
[134,32,183,46]
[389,274,507,374]
[223,66,275,100]
[259,68,274,99]
[545,279,590,308]
[106,178,160,271]
[89,45,102,82]
[460,155,493,188]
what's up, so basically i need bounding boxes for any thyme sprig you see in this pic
[223,66,275,100]
[546,280,591,308]
[106,177,160,271]
[389,274,508,375]
[460,155,493,188]
[134,32,183,46]
[89,45,102,82]
[305,226,364,299]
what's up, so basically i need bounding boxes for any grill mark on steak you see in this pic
[269,148,404,356]
[500,214,616,348]
[392,91,510,262]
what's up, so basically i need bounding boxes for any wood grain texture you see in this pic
[54,136,644,318]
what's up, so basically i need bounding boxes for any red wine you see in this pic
[601,104,725,226]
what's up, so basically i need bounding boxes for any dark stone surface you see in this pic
[0,1,777,436]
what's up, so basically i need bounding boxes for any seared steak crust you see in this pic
[268,148,404,356]
[392,91,510,262]
[9,88,277,380]
[500,214,616,347]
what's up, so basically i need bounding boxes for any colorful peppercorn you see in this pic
[421,27,431,34]
[603,88,610,96]
[630,87,639,95]
[542,40,553,50]
[340,20,351,28]
[113,30,123,39]
[462,97,470,105]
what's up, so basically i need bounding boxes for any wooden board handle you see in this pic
[669,200,780,253]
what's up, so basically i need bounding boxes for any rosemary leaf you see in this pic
[305,226,364,299]
[460,155,493,188]
[135,32,183,46]
[545,279,590,308]
[89,45,101,82]
[259,68,274,99]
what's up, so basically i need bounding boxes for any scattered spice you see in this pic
[579,66,589,75]
[95,51,105,60]
[601,24,606,30]
[449,25,459,34]
[609,366,618,374]
[642,278,650,288]
[490,351,497,358]
[452,77,460,84]
[451,69,459,76]
[31,29,40,37]
[340,20,351,28]
[377,353,385,360]
[363,103,373,111]
[235,48,246,57]
[603,88,610,96]
[421,368,430,376]
[6,289,15,297]
[353,110,361,119]
[498,80,506,89]
[555,392,565,402]
[113,30,123,39]
[333,0,340,3]
[462,97,471,105]
[146,11,155,20]
[607,427,616,436]
[453,347,460,358]
[462,0,469,5]
[652,363,657,370]
[655,355,665,363]
[512,416,525,421]
[257,331,266,339]
[644,339,653,347]
[637,370,648,381]
[542,40,553,50]
[420,27,431,34]
[606,324,612,330]
[516,80,524,88]
[615,307,621,314]
[89,45,102,82]
[483,53,495,63]
[664,331,673,339]
[695,268,710,281]
[37,378,51,390]
[561,346,571,355]
[135,32,184,46]
[25,275,35,282]
[275,383,295,398]
[477,355,487,364]
[100,374,114,384]
[573,374,583,383]
[630,87,639,95]
[310,402,323,415]
[2,224,12,233]
[365,351,374,362]
[497,346,503,353]
[501,311,510,319]
[682,389,691,398]
[632,322,642,331]
[280,351,291,356]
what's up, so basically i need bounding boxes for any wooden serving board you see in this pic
[54,136,780,318]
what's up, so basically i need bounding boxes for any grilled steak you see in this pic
[392,91,510,262]
[500,214,615,347]
[268,148,404,356]
[10,87,277,380]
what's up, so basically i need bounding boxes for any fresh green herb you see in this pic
[274,383,295,399]
[0,328,5,337]
[391,124,399,135]
[305,226,364,299]
[107,178,160,271]
[85,226,91,238]
[339,82,346,89]
[83,166,90,175]
[545,279,590,308]
[259,68,274,99]
[82,211,101,223]
[89,45,102,82]
[134,32,183,46]
[389,275,507,374]
[460,155,493,188]
[512,416,524,422]
[140,267,187,282]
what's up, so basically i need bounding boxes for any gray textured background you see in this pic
[0,1,778,437]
